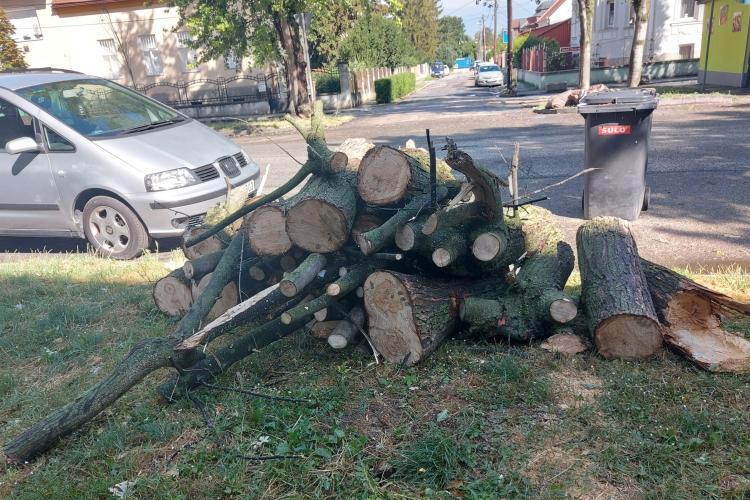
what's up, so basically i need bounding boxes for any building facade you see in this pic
[571,0,704,65]
[3,0,269,103]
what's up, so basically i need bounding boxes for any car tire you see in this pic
[83,196,151,260]
[642,187,650,211]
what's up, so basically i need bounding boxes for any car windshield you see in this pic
[479,66,501,72]
[16,78,185,138]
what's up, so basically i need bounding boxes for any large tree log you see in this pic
[364,271,497,367]
[357,146,459,205]
[577,217,662,360]
[153,268,193,316]
[641,260,750,372]
[350,214,383,245]
[243,203,293,256]
[3,233,247,463]
[285,172,358,253]
[191,274,240,322]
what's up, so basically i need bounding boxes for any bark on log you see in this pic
[444,137,506,220]
[429,226,470,268]
[191,275,240,322]
[184,250,226,281]
[182,226,225,259]
[357,146,459,205]
[326,259,384,297]
[356,188,447,256]
[364,271,497,367]
[395,215,430,253]
[423,202,483,236]
[577,217,663,360]
[310,320,342,339]
[459,207,577,340]
[285,172,358,253]
[280,253,328,297]
[328,306,366,349]
[641,260,750,372]
[3,233,246,463]
[153,268,193,316]
[243,204,293,256]
[351,214,383,245]
[439,220,526,278]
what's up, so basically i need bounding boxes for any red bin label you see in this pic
[598,125,631,135]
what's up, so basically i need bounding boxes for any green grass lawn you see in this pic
[653,86,736,100]
[1,254,749,499]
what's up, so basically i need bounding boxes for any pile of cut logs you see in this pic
[5,102,750,464]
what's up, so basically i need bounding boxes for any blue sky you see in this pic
[440,0,543,36]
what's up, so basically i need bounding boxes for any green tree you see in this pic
[401,0,441,61]
[438,16,475,58]
[0,8,27,70]
[434,42,457,65]
[338,14,417,68]
[162,0,322,116]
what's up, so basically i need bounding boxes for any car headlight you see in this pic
[145,168,199,192]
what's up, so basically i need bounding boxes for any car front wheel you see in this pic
[83,196,151,259]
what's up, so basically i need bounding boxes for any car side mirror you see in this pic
[5,137,39,155]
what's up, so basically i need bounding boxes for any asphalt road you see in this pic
[3,69,749,268]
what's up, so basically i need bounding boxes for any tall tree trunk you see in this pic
[627,0,650,87]
[576,0,594,89]
[274,14,312,117]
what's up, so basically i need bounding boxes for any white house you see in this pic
[571,0,704,66]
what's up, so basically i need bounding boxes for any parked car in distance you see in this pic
[475,64,505,87]
[431,62,448,78]
[0,69,261,259]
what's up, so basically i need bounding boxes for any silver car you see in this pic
[0,70,260,259]
[475,65,504,87]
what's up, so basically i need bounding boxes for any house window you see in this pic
[606,0,615,27]
[139,34,163,76]
[6,9,43,41]
[681,0,696,18]
[679,44,694,59]
[225,53,239,70]
[98,39,122,80]
[176,32,199,73]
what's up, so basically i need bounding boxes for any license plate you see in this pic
[243,180,255,194]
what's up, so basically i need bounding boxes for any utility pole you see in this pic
[493,0,498,64]
[506,0,515,94]
[481,15,485,61]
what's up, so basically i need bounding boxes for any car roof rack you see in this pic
[0,68,84,75]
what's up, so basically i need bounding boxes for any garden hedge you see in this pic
[374,72,416,104]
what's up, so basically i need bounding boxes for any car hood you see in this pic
[478,71,503,78]
[93,120,241,174]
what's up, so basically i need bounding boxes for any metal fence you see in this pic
[133,73,286,107]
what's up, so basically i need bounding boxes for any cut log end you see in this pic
[549,297,578,324]
[432,248,454,268]
[244,205,293,256]
[422,214,438,235]
[249,265,266,281]
[183,261,196,281]
[364,272,425,365]
[314,308,328,322]
[279,254,297,271]
[395,224,416,251]
[183,227,224,260]
[153,276,192,316]
[330,152,349,172]
[280,312,293,325]
[327,283,342,296]
[279,281,299,298]
[472,232,507,262]
[286,199,350,253]
[594,315,663,360]
[357,146,412,205]
[327,335,348,349]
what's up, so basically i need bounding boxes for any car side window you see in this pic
[43,126,75,152]
[0,98,35,152]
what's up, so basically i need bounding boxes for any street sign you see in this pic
[560,46,580,53]
[502,29,508,43]
[293,12,312,31]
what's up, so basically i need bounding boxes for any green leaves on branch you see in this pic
[338,14,418,68]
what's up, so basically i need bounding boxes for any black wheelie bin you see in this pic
[577,88,658,221]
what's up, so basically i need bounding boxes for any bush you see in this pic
[313,71,341,94]
[374,72,416,103]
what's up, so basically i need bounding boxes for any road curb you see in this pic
[531,94,735,114]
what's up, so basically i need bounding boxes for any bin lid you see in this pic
[578,88,659,113]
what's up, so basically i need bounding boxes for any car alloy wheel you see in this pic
[83,196,151,259]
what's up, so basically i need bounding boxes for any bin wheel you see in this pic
[642,187,650,211]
